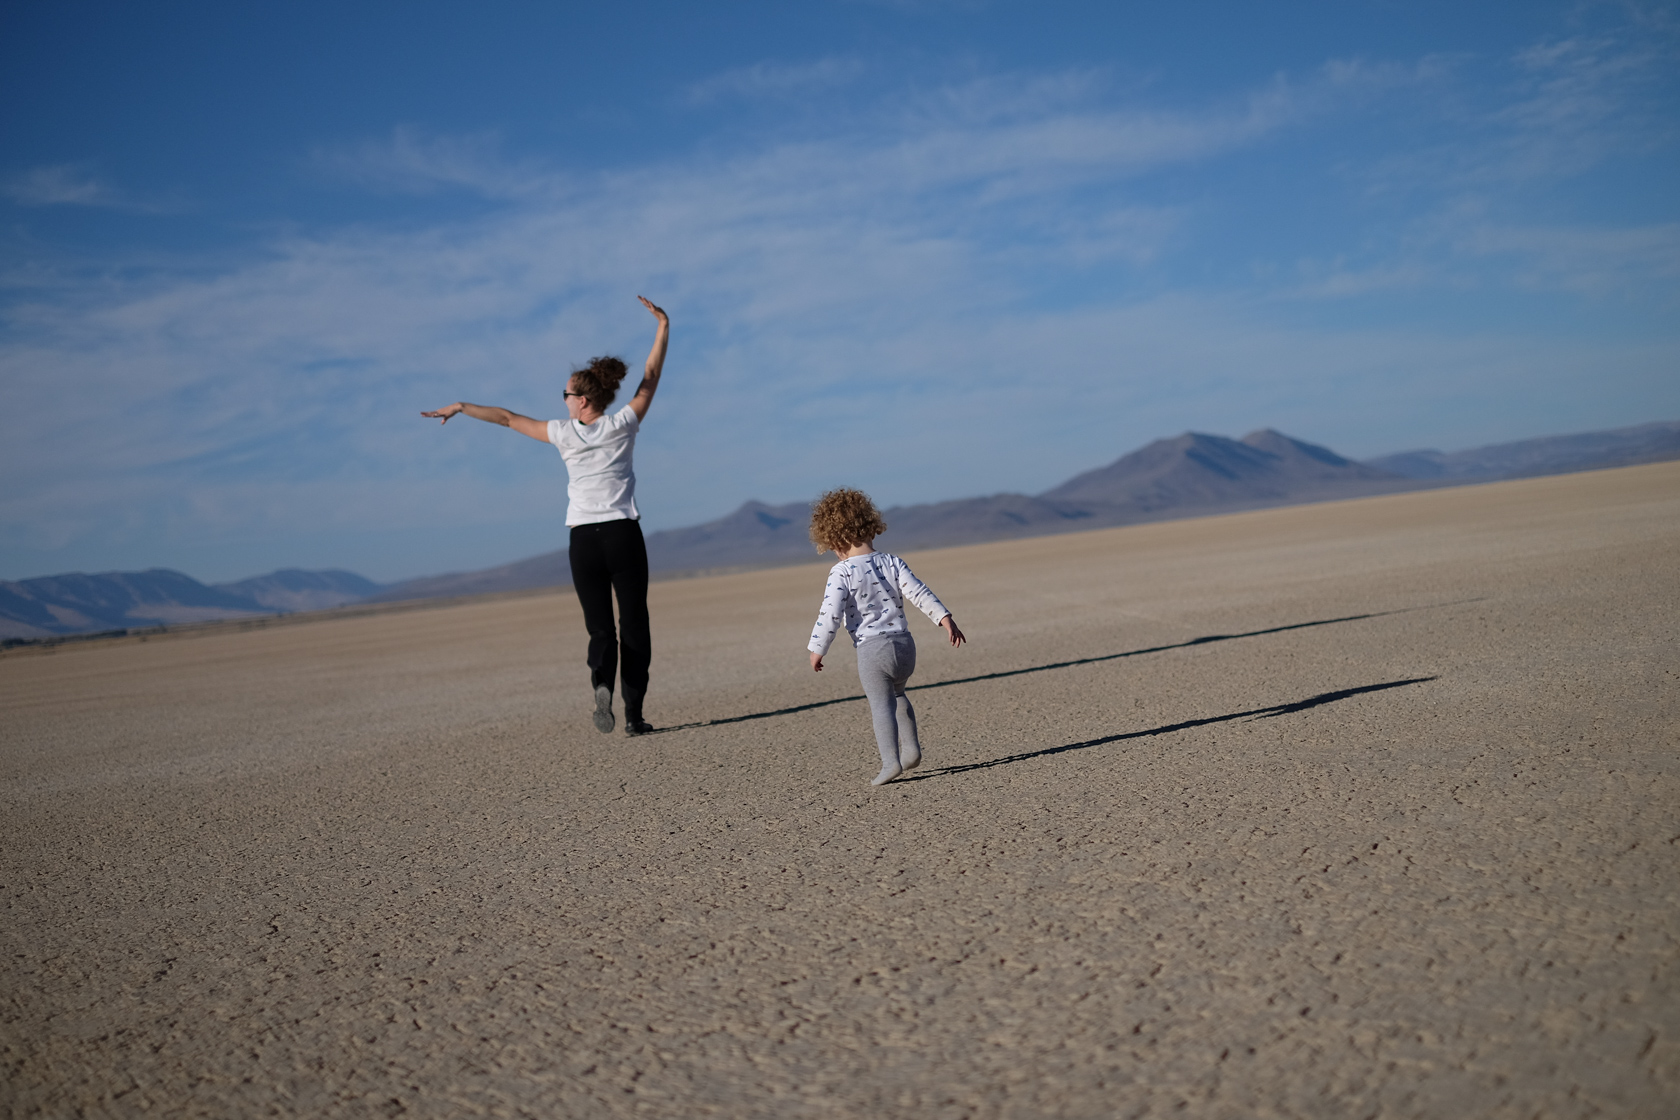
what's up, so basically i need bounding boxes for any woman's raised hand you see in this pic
[629,296,670,421]
[421,403,465,424]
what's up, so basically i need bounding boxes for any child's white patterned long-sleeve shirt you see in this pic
[808,552,950,655]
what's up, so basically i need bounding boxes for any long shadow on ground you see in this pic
[652,604,1467,734]
[899,676,1439,781]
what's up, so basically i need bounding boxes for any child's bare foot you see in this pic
[871,762,902,786]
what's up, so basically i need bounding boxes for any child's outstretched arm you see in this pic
[892,556,960,646]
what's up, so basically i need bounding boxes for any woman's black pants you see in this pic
[568,518,650,717]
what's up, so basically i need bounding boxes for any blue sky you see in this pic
[3,1,1677,584]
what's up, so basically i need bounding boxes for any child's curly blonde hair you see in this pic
[809,487,887,553]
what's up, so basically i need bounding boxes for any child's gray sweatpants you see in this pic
[857,632,920,769]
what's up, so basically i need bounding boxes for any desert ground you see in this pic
[2,462,1677,1119]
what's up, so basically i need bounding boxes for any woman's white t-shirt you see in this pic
[547,407,640,526]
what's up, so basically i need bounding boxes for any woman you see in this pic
[423,296,669,736]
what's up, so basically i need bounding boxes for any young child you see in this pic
[806,488,966,786]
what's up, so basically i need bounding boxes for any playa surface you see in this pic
[3,463,1677,1119]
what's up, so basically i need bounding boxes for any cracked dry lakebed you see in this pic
[2,461,1677,1118]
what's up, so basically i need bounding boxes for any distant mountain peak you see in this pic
[215,568,387,612]
[1039,428,1393,507]
[1240,429,1351,466]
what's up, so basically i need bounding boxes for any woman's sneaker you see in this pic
[593,685,615,734]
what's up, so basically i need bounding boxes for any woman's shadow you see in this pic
[649,604,1460,736]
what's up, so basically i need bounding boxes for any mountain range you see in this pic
[5,419,1676,642]
[0,569,383,642]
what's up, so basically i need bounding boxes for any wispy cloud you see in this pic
[1464,220,1680,292]
[1362,24,1679,193]
[1488,28,1679,176]
[312,127,554,200]
[1277,262,1441,300]
[686,56,868,104]
[1272,19,1680,303]
[849,57,1428,207]
[838,0,991,11]
[6,164,127,208]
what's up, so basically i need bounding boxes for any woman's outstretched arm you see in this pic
[627,296,669,421]
[421,402,549,442]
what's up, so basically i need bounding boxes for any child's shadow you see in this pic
[897,675,1438,781]
[646,603,1468,735]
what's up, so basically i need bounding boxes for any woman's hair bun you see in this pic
[585,356,628,388]
[571,356,629,410]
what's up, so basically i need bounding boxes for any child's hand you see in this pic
[942,615,966,647]
[810,651,825,672]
